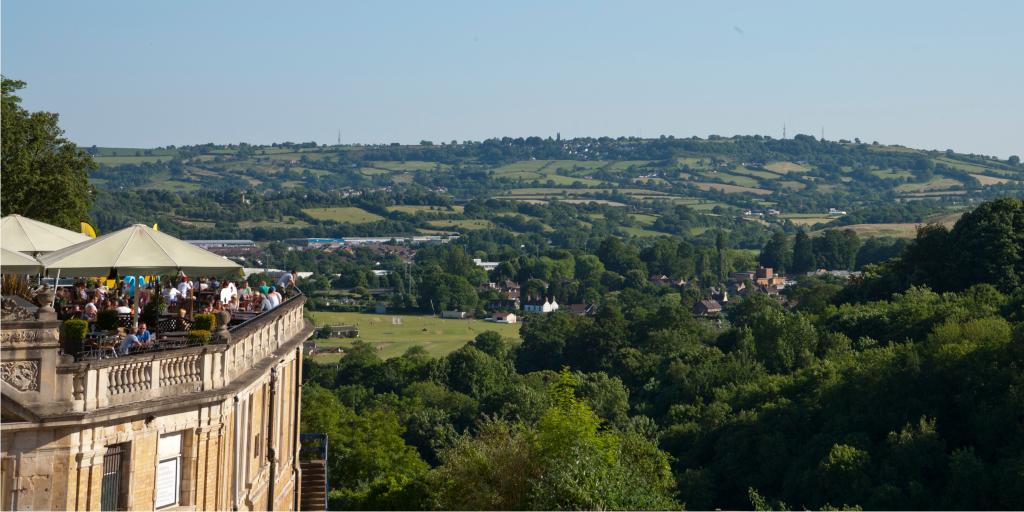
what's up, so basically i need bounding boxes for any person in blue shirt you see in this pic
[119,322,153,354]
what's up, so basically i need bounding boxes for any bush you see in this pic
[192,313,216,331]
[62,319,88,356]
[96,309,119,331]
[141,291,166,327]
[187,329,212,345]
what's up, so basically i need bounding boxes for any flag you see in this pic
[81,222,98,238]
[153,223,159,232]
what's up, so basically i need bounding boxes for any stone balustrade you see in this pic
[49,295,308,414]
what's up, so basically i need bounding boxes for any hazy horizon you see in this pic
[3,0,1021,158]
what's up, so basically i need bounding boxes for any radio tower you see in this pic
[782,123,786,139]
[337,129,341,146]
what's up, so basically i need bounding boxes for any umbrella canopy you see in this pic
[37,224,242,278]
[0,214,91,254]
[0,247,43,275]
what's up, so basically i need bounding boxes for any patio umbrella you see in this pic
[0,247,43,275]
[38,224,242,330]
[0,214,91,255]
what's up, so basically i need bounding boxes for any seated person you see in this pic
[256,292,274,312]
[219,282,233,305]
[82,298,99,322]
[115,300,132,314]
[118,323,153,354]
[267,286,282,308]
[239,283,253,301]
[258,280,270,295]
[164,283,181,304]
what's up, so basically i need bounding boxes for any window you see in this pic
[100,444,129,511]
[155,433,182,509]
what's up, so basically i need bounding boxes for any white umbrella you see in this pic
[0,214,91,255]
[38,224,242,330]
[0,247,42,275]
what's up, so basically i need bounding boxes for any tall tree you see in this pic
[1,77,96,229]
[792,229,815,273]
[759,231,793,272]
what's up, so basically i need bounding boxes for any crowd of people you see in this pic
[53,270,300,356]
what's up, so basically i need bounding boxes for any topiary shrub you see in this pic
[192,313,216,332]
[96,309,119,331]
[62,319,88,357]
[187,329,212,346]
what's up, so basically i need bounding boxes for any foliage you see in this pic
[191,312,216,331]
[62,319,88,356]
[95,309,119,331]
[1,77,95,229]
[187,329,211,345]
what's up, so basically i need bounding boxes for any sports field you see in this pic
[307,311,521,361]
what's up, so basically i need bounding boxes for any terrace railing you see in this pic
[54,294,308,412]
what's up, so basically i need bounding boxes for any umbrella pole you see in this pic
[132,277,140,332]
[50,269,61,309]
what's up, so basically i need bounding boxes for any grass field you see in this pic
[144,180,200,192]
[764,161,811,173]
[370,161,450,172]
[970,174,1011,185]
[307,311,521,361]
[302,207,384,223]
[730,166,782,180]
[426,219,495,230]
[692,182,772,195]
[386,205,464,215]
[895,177,963,192]
[238,217,311,229]
[779,213,833,226]
[95,155,176,166]
[871,169,914,180]
[629,213,658,226]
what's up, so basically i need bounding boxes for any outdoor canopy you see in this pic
[0,247,43,275]
[37,224,242,278]
[0,214,91,254]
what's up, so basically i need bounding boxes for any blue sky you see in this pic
[3,1,1021,157]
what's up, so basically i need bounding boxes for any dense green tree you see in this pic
[792,228,815,273]
[759,231,792,272]
[1,77,96,229]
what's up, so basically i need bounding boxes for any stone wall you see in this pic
[1,296,311,511]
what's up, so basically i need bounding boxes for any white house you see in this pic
[523,298,559,313]
[492,311,517,324]
[473,258,500,272]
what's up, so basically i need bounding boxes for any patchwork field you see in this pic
[691,182,772,195]
[94,155,176,166]
[307,311,521,361]
[763,161,811,173]
[895,177,963,192]
[302,207,384,223]
[386,205,464,215]
[370,161,450,172]
[970,174,1011,185]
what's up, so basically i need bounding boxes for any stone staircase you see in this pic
[299,459,327,511]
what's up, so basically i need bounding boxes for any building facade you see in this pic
[0,296,312,511]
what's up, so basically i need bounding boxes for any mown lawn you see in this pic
[307,311,521,361]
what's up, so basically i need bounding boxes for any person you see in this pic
[176,277,192,298]
[219,281,233,305]
[239,282,253,301]
[228,293,240,311]
[267,286,282,308]
[164,283,181,304]
[82,297,99,322]
[118,322,152,354]
[115,300,132,314]
[276,270,297,294]
[258,280,270,295]
[257,291,274,312]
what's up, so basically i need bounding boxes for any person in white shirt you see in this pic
[164,284,181,304]
[276,271,297,295]
[176,277,192,298]
[267,286,282,308]
[219,282,233,305]
[115,300,132,314]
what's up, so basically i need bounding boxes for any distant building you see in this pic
[523,298,559,314]
[693,299,723,317]
[473,258,501,272]
[491,311,517,324]
[186,239,257,256]
[827,208,848,215]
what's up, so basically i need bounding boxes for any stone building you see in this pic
[0,296,313,511]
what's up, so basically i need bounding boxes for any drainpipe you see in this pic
[267,366,278,509]
[232,395,240,511]
[293,347,302,512]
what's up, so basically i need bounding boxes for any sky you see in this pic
[2,1,1022,158]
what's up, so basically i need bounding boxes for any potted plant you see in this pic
[62,319,88,357]
[187,329,212,346]
[192,313,216,332]
[96,309,119,332]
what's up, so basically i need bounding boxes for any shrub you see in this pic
[62,319,88,356]
[187,329,212,345]
[141,290,166,327]
[96,309,119,331]
[192,313,216,332]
